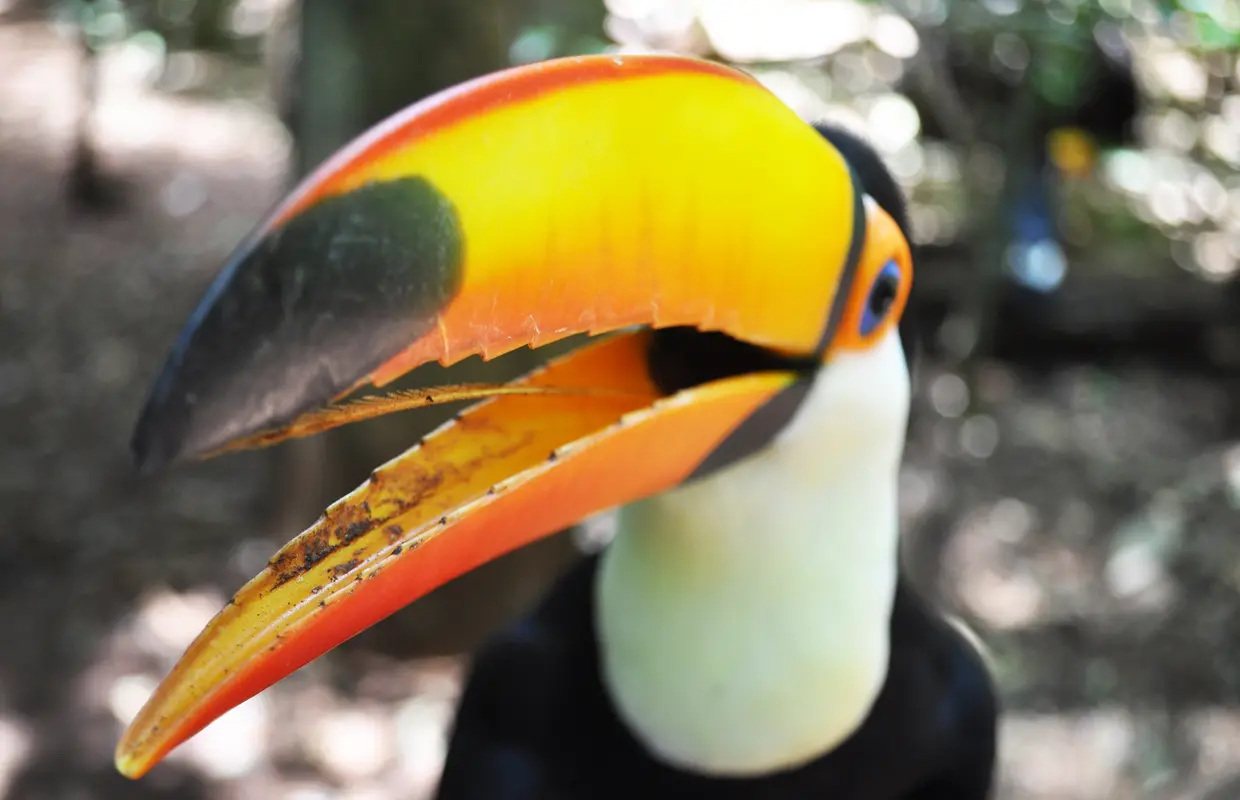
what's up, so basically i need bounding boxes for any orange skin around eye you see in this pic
[828,198,913,357]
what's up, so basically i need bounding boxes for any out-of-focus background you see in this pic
[1,0,1238,797]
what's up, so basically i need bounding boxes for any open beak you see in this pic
[117,53,909,779]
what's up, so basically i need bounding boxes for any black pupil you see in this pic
[868,273,899,319]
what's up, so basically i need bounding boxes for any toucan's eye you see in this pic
[860,260,901,336]
[829,200,911,358]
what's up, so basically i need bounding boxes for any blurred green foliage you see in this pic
[60,0,267,56]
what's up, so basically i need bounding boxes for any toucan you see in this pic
[115,55,998,798]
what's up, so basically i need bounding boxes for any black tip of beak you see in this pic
[130,178,464,471]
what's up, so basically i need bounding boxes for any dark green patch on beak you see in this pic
[132,177,464,471]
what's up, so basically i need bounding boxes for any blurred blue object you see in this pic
[1006,163,1068,293]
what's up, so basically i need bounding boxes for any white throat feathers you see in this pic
[595,330,910,777]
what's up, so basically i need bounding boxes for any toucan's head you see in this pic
[116,55,914,779]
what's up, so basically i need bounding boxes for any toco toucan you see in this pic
[115,54,998,798]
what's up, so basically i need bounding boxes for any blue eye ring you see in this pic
[859,259,902,337]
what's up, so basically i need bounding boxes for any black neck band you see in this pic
[676,163,870,483]
[815,164,868,358]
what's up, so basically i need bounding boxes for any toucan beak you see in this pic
[116,54,911,779]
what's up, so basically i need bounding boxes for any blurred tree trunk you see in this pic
[292,0,506,174]
[270,0,605,658]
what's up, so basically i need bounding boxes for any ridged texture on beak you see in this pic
[116,332,796,778]
[131,54,858,469]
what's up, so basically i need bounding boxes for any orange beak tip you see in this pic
[114,751,146,781]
